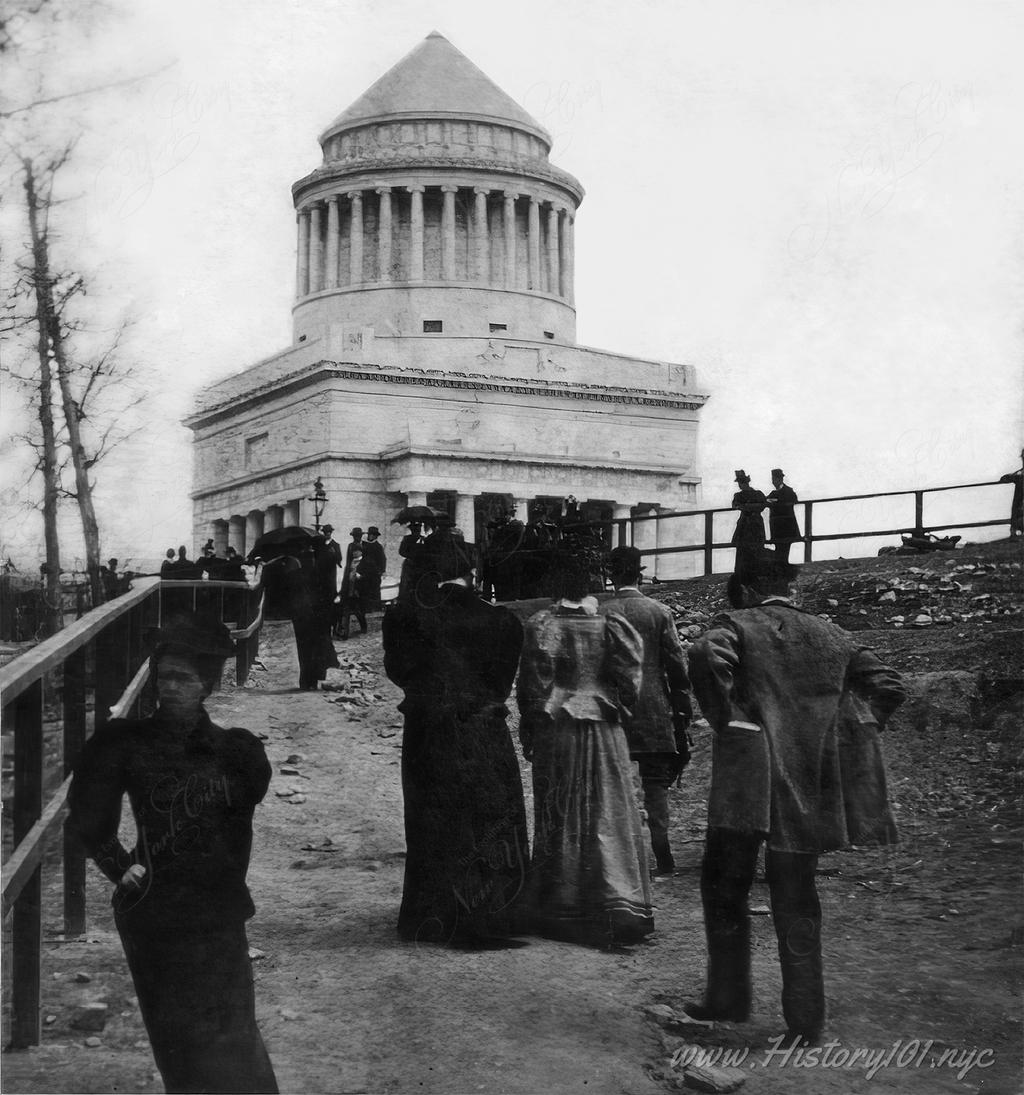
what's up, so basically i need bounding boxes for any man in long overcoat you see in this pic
[601,546,693,875]
[766,468,802,562]
[686,558,906,1045]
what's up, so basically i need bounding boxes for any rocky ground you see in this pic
[2,540,1021,1094]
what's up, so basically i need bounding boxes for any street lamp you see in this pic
[309,477,328,533]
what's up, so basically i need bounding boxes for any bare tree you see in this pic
[10,149,145,606]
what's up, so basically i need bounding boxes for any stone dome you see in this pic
[320,31,552,149]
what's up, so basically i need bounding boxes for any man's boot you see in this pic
[644,780,675,874]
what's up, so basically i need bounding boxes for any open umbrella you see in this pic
[247,525,317,561]
[391,505,443,526]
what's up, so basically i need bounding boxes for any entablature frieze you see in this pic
[292,155,584,205]
[186,359,708,430]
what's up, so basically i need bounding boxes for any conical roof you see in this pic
[320,32,551,147]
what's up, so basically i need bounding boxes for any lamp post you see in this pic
[309,477,328,533]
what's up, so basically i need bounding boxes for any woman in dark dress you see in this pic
[382,536,529,946]
[258,547,338,689]
[68,613,278,1094]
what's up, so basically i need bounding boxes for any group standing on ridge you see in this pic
[66,471,923,1093]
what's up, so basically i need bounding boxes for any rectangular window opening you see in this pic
[543,330,555,339]
[489,322,507,334]
[423,320,443,333]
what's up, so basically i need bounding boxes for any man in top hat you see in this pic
[731,470,768,581]
[315,524,343,614]
[69,611,278,1093]
[766,469,802,562]
[601,546,693,876]
[359,526,387,612]
[685,557,906,1046]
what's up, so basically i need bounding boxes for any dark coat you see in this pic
[599,589,691,754]
[767,483,802,542]
[688,598,906,853]
[382,584,527,942]
[730,488,767,548]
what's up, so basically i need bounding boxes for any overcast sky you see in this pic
[2,0,1021,570]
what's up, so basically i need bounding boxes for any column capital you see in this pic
[473,186,491,196]
[440,184,460,194]
[407,184,426,194]
[347,190,363,204]
[374,185,392,195]
[503,190,520,202]
[325,193,340,204]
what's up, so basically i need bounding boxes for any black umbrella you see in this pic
[391,505,443,526]
[247,525,317,561]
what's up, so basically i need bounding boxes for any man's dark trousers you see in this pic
[700,826,824,1037]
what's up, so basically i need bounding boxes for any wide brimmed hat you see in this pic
[350,527,364,537]
[153,611,235,660]
[322,524,334,534]
[607,546,646,577]
[734,469,749,482]
[367,526,381,537]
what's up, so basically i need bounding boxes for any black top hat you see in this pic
[350,527,363,537]
[322,524,334,534]
[367,526,381,537]
[153,611,235,660]
[607,546,646,578]
[734,469,749,482]
[770,468,784,477]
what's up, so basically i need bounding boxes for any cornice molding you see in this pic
[185,359,708,428]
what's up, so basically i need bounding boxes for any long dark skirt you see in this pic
[291,608,338,688]
[399,703,528,944]
[117,918,278,1094]
[528,713,654,946]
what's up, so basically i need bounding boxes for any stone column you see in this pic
[563,211,575,305]
[296,208,310,298]
[454,492,476,542]
[513,496,530,523]
[503,191,518,288]
[441,185,458,281]
[264,506,283,532]
[473,188,489,284]
[612,503,632,548]
[325,196,340,289]
[284,499,301,527]
[634,505,657,558]
[245,511,264,551]
[408,186,425,281]
[406,490,427,508]
[348,191,363,284]
[228,516,246,556]
[527,197,541,290]
[212,520,229,556]
[309,202,323,294]
[547,205,560,295]
[376,186,392,282]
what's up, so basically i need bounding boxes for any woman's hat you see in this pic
[153,611,235,659]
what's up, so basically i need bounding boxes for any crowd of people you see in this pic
[65,488,919,1093]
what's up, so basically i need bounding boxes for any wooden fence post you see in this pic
[703,512,714,575]
[803,502,814,563]
[62,647,88,937]
[914,491,925,537]
[11,679,44,1047]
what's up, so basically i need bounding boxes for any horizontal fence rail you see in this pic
[585,477,1014,575]
[1,578,263,1049]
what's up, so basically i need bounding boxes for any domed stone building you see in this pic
[187,32,708,574]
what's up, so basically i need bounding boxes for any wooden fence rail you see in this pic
[1,578,263,1048]
[601,477,1012,574]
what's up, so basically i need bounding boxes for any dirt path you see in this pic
[3,582,1021,1094]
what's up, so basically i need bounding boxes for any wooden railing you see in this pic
[604,478,1013,574]
[1,578,263,1048]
